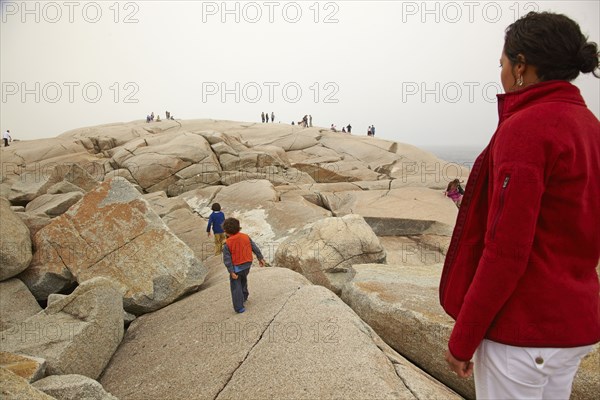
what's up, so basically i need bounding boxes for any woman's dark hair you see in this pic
[223,218,241,235]
[211,203,221,211]
[504,12,599,81]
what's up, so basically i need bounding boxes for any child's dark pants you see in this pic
[230,268,250,312]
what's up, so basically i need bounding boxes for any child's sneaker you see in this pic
[236,307,246,313]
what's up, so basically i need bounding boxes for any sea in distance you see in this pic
[420,145,485,170]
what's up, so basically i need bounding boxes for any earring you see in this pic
[517,75,524,87]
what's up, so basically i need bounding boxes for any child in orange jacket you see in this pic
[222,218,265,313]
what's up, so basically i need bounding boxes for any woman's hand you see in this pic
[445,349,473,378]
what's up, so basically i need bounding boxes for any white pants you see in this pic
[473,339,594,400]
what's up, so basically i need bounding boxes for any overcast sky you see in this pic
[1,0,599,147]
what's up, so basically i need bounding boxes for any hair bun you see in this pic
[577,41,599,73]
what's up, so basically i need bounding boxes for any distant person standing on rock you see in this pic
[347,124,352,134]
[367,126,372,136]
[371,125,376,137]
[271,112,275,123]
[207,203,226,255]
[440,12,600,400]
[261,112,265,123]
[222,218,266,314]
[309,115,313,127]
[3,130,12,147]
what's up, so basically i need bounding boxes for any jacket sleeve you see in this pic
[250,238,264,261]
[206,214,213,233]
[222,243,234,273]
[448,120,548,361]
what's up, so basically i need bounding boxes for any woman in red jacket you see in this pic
[440,12,600,399]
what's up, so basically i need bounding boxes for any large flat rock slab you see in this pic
[25,177,206,313]
[321,187,458,236]
[340,263,471,397]
[341,264,600,399]
[100,267,459,399]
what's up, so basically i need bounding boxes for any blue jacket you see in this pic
[207,211,225,234]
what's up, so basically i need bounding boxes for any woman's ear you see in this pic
[515,53,527,74]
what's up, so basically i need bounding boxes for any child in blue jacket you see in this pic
[206,203,226,255]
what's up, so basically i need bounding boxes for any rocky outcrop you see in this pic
[8,178,50,206]
[18,255,75,302]
[108,132,221,193]
[2,138,99,206]
[340,263,472,397]
[160,207,213,260]
[320,187,458,236]
[25,178,206,313]
[340,263,600,399]
[100,267,459,399]
[25,192,83,217]
[0,277,123,379]
[0,368,55,400]
[0,279,42,331]
[4,163,98,214]
[40,164,100,194]
[33,375,118,400]
[3,118,482,398]
[0,352,47,383]
[143,191,190,218]
[46,181,85,195]
[0,199,33,281]
[572,346,600,400]
[183,180,332,261]
[273,214,386,294]
[379,235,450,266]
[16,212,52,241]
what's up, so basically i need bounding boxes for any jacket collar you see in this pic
[496,80,586,124]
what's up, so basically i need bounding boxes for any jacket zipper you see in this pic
[490,175,510,240]
[439,146,489,301]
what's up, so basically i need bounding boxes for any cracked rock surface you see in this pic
[320,188,458,236]
[0,199,33,280]
[22,178,207,314]
[99,267,459,399]
[0,277,124,380]
[273,214,386,294]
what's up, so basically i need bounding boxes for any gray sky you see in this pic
[1,0,599,146]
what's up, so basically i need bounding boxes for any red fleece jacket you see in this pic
[440,80,600,361]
